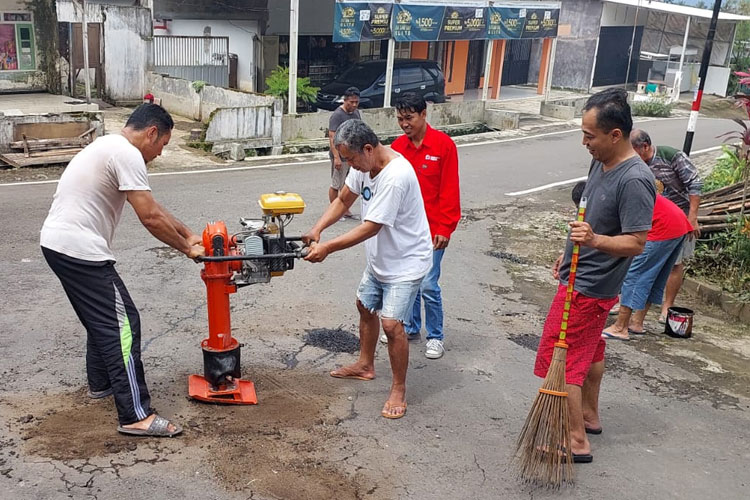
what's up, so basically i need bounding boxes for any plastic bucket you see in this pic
[665,307,694,338]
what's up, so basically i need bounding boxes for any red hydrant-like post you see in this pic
[188,221,258,404]
[201,221,239,351]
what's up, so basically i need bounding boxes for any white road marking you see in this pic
[505,144,724,197]
[505,176,589,196]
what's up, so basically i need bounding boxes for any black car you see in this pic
[315,59,446,110]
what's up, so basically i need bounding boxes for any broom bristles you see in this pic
[515,344,574,487]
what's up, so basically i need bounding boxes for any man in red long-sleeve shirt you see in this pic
[385,93,461,359]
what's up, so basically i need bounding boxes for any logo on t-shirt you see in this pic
[362,186,373,201]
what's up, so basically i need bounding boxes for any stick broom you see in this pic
[515,197,588,487]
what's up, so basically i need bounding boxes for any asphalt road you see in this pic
[0,114,747,499]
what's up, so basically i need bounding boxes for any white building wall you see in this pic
[57,1,152,102]
[163,19,259,92]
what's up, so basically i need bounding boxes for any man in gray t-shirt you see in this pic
[328,86,361,219]
[533,88,655,464]
[557,157,655,298]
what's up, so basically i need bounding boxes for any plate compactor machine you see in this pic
[189,192,307,405]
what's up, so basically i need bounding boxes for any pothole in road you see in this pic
[486,250,531,265]
[508,333,540,351]
[303,327,360,353]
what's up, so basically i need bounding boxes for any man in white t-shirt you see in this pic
[40,104,204,437]
[303,119,432,420]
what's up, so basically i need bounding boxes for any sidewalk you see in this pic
[0,93,99,115]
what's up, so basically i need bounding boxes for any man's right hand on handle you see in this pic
[187,244,205,261]
[302,230,321,246]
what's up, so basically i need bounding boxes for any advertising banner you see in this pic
[487,7,524,39]
[392,4,487,42]
[391,4,444,42]
[334,2,560,43]
[487,5,559,39]
[333,2,392,42]
[438,7,487,41]
[520,8,559,39]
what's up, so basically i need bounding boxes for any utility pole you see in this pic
[624,0,641,89]
[683,0,722,155]
[288,0,299,115]
[383,38,395,107]
[79,0,92,104]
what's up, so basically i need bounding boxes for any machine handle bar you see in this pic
[197,249,308,262]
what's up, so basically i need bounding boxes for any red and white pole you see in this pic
[683,0,722,155]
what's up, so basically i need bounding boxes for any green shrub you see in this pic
[689,220,750,301]
[192,80,206,93]
[264,66,319,110]
[631,98,673,117]
[703,145,747,192]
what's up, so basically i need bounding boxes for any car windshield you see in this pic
[334,64,384,89]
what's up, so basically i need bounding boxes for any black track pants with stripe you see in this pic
[42,247,153,425]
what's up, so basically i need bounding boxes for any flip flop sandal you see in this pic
[601,331,630,341]
[571,453,594,464]
[381,401,407,419]
[117,415,183,437]
[540,447,594,464]
[556,446,594,463]
[628,328,646,335]
[330,370,374,381]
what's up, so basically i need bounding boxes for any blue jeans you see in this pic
[620,236,685,311]
[405,248,445,340]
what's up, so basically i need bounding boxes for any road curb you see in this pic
[682,276,750,323]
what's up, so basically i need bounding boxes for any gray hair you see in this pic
[630,129,651,148]
[334,119,379,154]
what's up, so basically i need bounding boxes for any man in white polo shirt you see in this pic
[303,119,432,420]
[40,104,204,437]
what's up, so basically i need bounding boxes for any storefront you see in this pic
[0,3,40,93]
[0,10,35,71]
[331,1,561,99]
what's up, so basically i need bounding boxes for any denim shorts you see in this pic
[620,236,685,310]
[356,267,423,323]
[674,235,696,265]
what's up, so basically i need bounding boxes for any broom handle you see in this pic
[558,197,587,344]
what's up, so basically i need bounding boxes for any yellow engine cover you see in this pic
[258,192,306,216]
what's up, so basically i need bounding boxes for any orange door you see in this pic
[443,41,469,96]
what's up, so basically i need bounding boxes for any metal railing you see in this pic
[154,35,229,88]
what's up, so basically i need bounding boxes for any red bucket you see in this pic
[665,307,694,338]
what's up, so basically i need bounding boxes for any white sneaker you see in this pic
[380,333,388,344]
[425,339,444,359]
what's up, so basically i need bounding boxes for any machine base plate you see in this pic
[188,375,258,404]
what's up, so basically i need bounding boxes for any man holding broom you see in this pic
[532,88,656,464]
